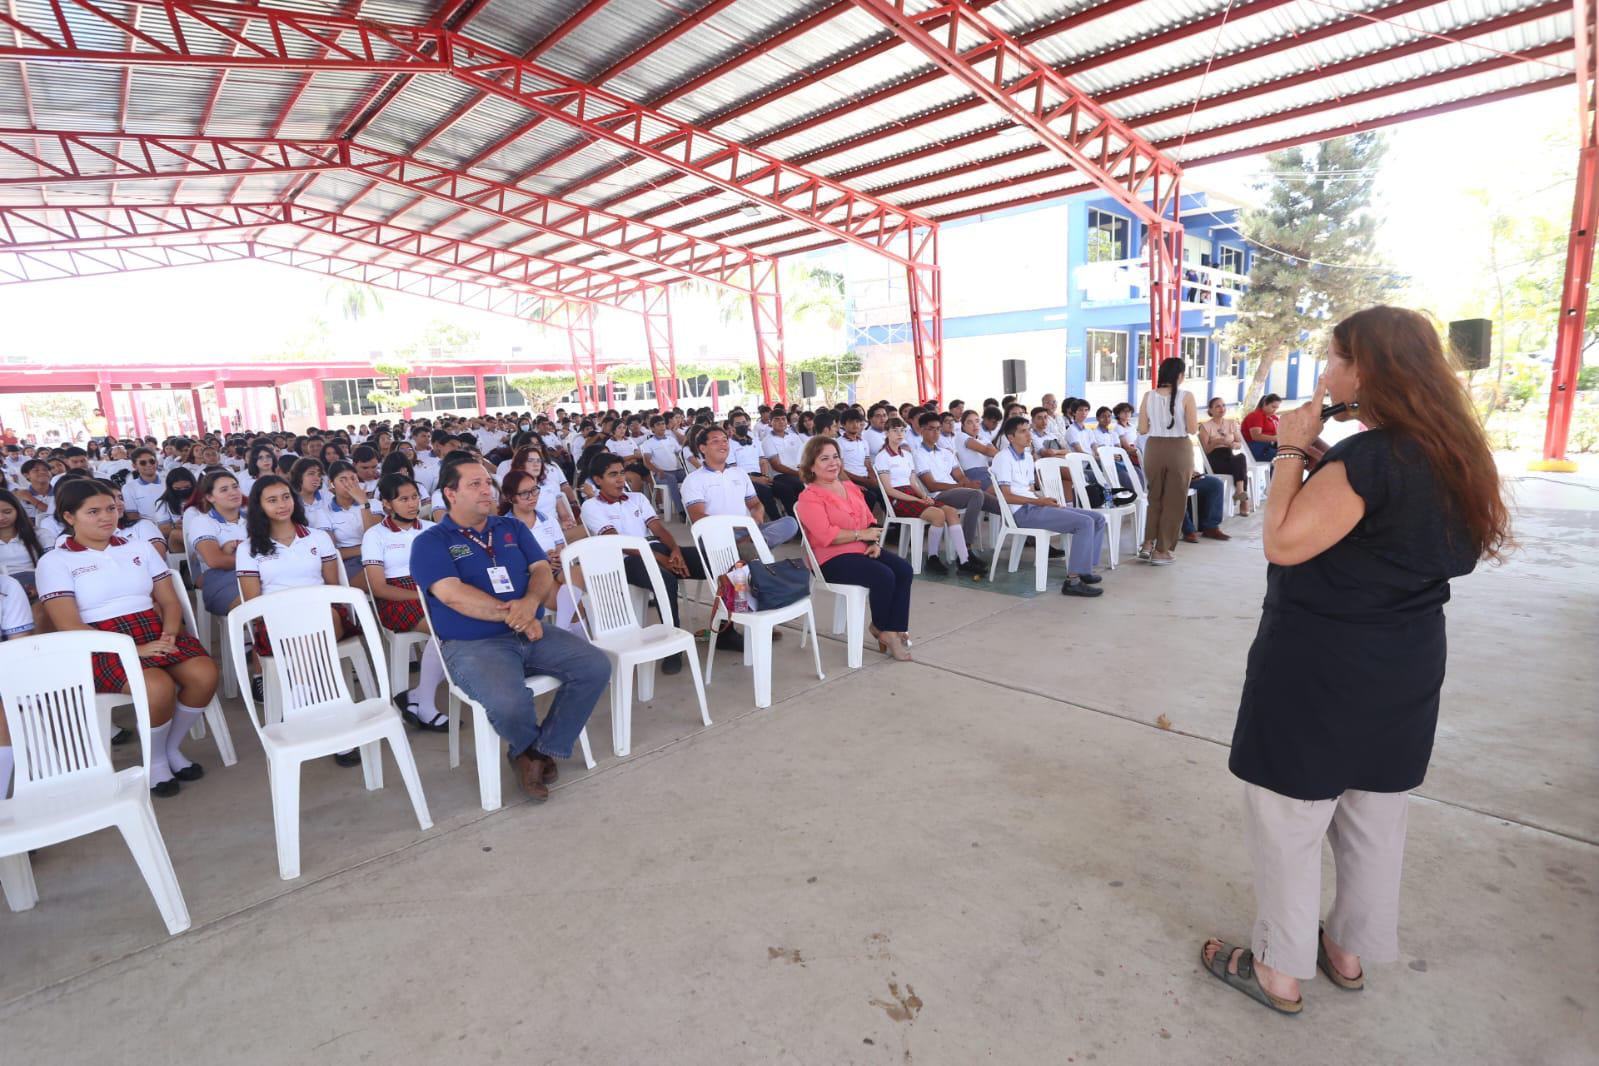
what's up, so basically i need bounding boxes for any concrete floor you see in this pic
[2,472,1596,1065]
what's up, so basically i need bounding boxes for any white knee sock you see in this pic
[946,522,969,563]
[0,745,12,799]
[147,722,174,786]
[166,704,204,771]
[927,525,944,557]
[409,642,447,725]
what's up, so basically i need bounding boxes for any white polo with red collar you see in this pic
[35,535,170,624]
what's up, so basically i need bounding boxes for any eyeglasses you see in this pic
[136,459,156,466]
[512,489,539,501]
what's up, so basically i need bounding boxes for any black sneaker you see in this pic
[663,652,684,675]
[1078,572,1102,584]
[1048,546,1066,558]
[1061,578,1104,598]
[958,554,989,575]
[250,675,265,702]
[924,556,949,575]
[715,628,744,653]
[111,727,133,746]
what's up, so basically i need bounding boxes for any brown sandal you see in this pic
[1317,924,1364,990]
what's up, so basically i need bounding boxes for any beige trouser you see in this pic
[1241,782,1410,980]
[1141,436,1192,552]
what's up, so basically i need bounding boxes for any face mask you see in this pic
[520,423,531,431]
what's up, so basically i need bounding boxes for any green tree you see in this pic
[24,395,90,431]
[365,356,427,412]
[1222,135,1395,406]
[507,372,578,414]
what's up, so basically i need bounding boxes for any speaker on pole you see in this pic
[1002,359,1027,395]
[1448,319,1493,371]
[800,371,818,398]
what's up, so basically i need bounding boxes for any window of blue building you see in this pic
[1086,329,1128,382]
[1217,245,1245,275]
[1086,208,1130,263]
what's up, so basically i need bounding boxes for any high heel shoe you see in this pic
[883,633,913,662]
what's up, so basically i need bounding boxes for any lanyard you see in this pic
[456,521,496,562]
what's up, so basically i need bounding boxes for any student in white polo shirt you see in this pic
[0,487,46,603]
[639,415,686,521]
[499,468,585,638]
[682,425,798,550]
[122,447,167,523]
[184,469,247,618]
[912,412,996,574]
[315,461,381,591]
[579,452,705,675]
[835,409,884,513]
[862,405,890,458]
[760,410,807,516]
[361,473,447,731]
[875,417,970,576]
[989,416,1108,599]
[36,479,219,796]
[954,408,1000,487]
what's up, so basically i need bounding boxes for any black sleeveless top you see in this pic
[1228,429,1480,800]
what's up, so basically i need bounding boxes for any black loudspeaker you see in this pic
[1002,359,1027,394]
[1449,319,1493,371]
[800,371,818,397]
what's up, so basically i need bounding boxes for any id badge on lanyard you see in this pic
[460,524,515,595]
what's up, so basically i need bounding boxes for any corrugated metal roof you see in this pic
[0,0,1575,290]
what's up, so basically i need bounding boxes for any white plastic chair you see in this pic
[1097,445,1148,546]
[796,521,868,669]
[1042,454,1137,569]
[226,586,431,880]
[95,568,238,767]
[242,567,381,718]
[873,467,927,573]
[987,488,1062,593]
[691,515,823,708]
[562,535,710,758]
[1241,442,1272,508]
[1196,443,1238,518]
[416,588,594,813]
[0,631,190,934]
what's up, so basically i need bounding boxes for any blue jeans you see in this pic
[1248,440,1277,462]
[1011,504,1107,575]
[1182,475,1225,534]
[820,550,914,632]
[656,468,685,520]
[440,628,610,760]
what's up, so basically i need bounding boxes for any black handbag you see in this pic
[745,558,811,611]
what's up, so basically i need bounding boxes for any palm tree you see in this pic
[327,280,384,323]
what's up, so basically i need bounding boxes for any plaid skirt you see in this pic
[89,608,210,694]
[377,576,425,633]
[253,603,360,657]
[891,496,932,518]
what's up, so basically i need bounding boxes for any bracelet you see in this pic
[1272,448,1309,464]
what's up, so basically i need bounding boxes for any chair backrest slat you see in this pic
[226,585,385,727]
[563,535,668,636]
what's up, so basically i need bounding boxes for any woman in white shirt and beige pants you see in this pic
[1138,356,1198,565]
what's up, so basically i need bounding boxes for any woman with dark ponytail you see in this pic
[1136,356,1197,565]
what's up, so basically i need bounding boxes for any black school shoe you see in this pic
[663,652,684,675]
[333,749,362,767]
[173,763,205,782]
[924,556,949,575]
[1077,572,1102,584]
[111,728,133,746]
[1061,577,1104,598]
[958,554,989,575]
[150,779,180,798]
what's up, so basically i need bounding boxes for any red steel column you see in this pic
[190,389,206,435]
[131,391,148,440]
[749,259,787,405]
[214,379,231,434]
[1540,0,1598,469]
[273,386,285,429]
[474,371,488,415]
[96,376,119,438]
[310,377,327,428]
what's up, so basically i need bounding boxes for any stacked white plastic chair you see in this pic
[226,585,431,880]
[796,521,868,669]
[0,631,190,934]
[561,535,710,758]
[691,515,823,708]
[416,590,594,813]
[1040,454,1138,568]
[94,566,238,767]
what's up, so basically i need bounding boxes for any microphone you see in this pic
[1320,401,1359,421]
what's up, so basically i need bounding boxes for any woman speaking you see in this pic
[1200,307,1511,1015]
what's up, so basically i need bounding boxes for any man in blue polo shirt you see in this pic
[410,458,610,801]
